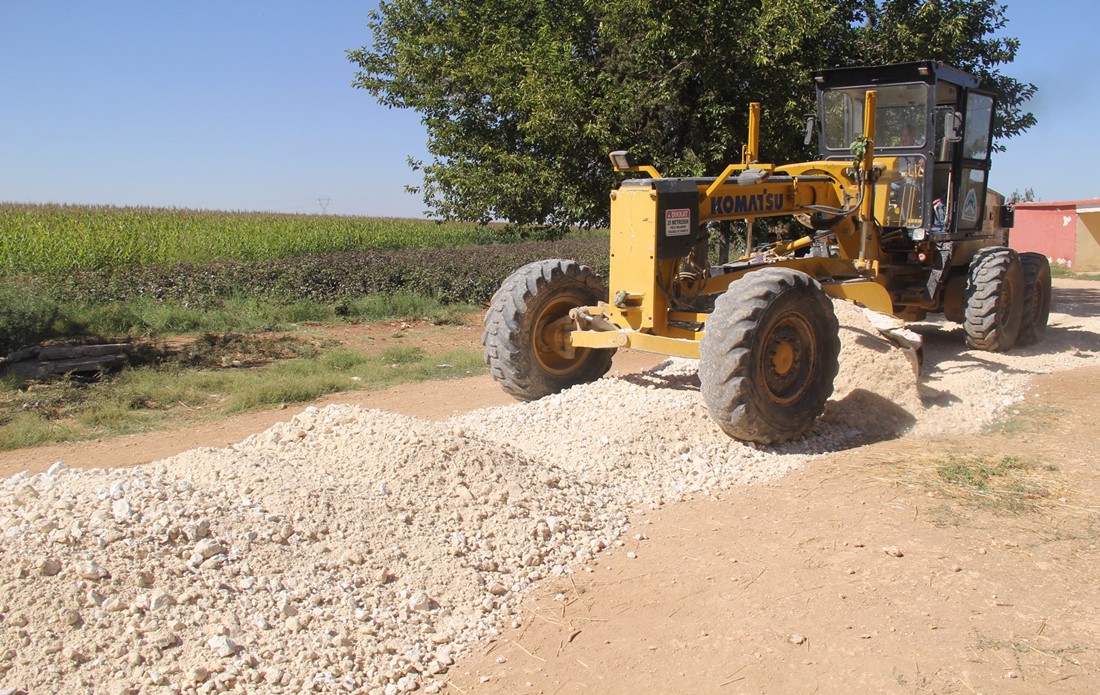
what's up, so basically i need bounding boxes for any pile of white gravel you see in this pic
[2,296,1097,694]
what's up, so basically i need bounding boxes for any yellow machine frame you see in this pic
[568,92,894,359]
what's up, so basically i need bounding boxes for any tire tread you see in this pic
[699,268,840,444]
[483,259,614,401]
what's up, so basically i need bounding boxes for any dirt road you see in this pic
[446,364,1100,694]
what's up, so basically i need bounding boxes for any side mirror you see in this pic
[945,111,963,142]
[803,115,816,146]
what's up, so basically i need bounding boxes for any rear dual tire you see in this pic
[1017,252,1052,346]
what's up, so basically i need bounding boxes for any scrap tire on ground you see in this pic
[963,246,1024,352]
[483,259,615,401]
[1017,251,1052,346]
[699,268,841,445]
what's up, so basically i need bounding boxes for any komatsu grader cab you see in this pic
[483,61,1051,444]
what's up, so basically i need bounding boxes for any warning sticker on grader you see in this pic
[665,208,692,237]
[961,189,979,223]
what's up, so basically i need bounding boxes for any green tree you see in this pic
[844,0,1037,147]
[1007,187,1037,203]
[349,0,1035,228]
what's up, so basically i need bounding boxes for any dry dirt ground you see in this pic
[447,370,1100,695]
[2,280,1099,694]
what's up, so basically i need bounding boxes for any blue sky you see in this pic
[1,1,1096,218]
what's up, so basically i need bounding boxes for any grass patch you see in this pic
[0,411,83,449]
[928,504,965,528]
[0,284,477,354]
[0,342,486,451]
[933,453,1059,514]
[208,346,484,413]
[334,293,473,325]
[1050,266,1100,281]
[982,403,1067,437]
[379,346,427,364]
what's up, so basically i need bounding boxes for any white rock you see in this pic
[37,557,62,576]
[77,560,109,580]
[103,597,126,612]
[194,538,227,560]
[408,591,432,612]
[150,631,181,649]
[277,596,298,617]
[263,666,285,684]
[112,499,132,522]
[206,635,239,658]
[60,608,83,626]
[149,590,176,611]
[63,646,88,663]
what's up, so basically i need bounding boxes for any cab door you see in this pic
[955,90,997,232]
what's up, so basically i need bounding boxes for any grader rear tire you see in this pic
[699,268,840,445]
[1017,252,1052,346]
[963,247,1024,352]
[483,259,615,401]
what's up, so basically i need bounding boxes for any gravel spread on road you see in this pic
[2,296,1097,694]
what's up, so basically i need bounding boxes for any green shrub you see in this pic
[0,281,64,354]
[48,239,610,306]
[0,238,611,348]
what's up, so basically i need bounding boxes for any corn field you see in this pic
[0,203,547,273]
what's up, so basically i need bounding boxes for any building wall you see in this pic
[1010,205,1078,265]
[1076,212,1100,272]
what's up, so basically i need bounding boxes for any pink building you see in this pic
[1010,199,1100,272]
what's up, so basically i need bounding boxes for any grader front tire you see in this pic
[699,268,841,445]
[963,247,1024,352]
[483,259,615,401]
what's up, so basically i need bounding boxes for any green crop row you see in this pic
[0,203,605,273]
[48,239,611,306]
[0,239,612,353]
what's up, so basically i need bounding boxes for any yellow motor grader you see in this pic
[483,61,1051,444]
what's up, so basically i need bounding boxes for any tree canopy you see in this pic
[348,0,1036,228]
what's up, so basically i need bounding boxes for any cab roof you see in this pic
[813,61,979,90]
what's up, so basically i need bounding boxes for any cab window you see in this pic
[822,83,929,150]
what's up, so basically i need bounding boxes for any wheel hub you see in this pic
[760,314,815,405]
[771,339,795,375]
[533,297,587,376]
